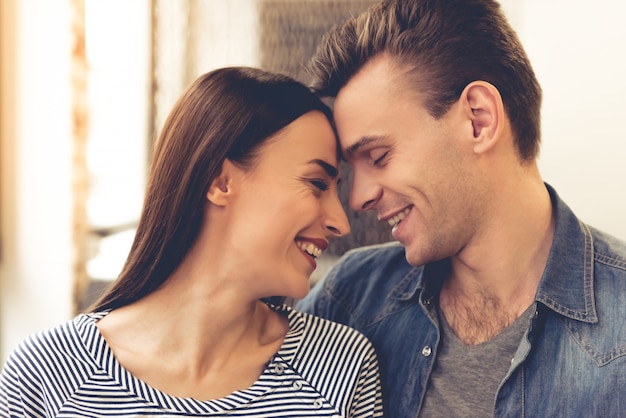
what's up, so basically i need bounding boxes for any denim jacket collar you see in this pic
[388,183,597,324]
[388,266,423,301]
[389,257,449,307]
[535,183,597,323]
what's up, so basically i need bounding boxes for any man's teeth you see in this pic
[387,208,411,228]
[297,241,323,258]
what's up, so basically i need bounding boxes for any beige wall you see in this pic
[522,0,626,240]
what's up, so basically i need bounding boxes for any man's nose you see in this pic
[350,168,382,212]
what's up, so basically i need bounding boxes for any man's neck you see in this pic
[439,178,554,345]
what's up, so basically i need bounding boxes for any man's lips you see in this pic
[378,206,412,229]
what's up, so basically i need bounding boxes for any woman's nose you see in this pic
[324,193,351,237]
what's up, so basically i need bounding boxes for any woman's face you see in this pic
[225,110,350,300]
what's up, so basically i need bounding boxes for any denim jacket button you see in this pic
[422,346,432,357]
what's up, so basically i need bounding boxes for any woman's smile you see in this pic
[296,238,328,269]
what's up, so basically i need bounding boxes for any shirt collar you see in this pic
[535,183,597,323]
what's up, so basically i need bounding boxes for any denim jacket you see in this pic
[297,185,626,417]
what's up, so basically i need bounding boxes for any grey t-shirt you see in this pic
[419,304,534,417]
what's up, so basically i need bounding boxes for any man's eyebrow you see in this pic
[309,159,339,179]
[344,135,389,158]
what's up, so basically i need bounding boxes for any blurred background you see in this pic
[1,0,625,363]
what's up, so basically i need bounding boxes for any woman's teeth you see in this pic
[297,241,323,258]
[388,207,411,228]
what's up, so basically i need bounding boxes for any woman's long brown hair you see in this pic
[90,67,332,312]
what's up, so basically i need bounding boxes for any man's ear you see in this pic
[206,159,238,206]
[460,81,504,155]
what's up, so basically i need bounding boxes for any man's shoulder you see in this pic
[324,242,418,293]
[298,242,426,328]
[590,226,626,271]
[314,242,423,320]
[333,241,414,276]
[588,227,626,313]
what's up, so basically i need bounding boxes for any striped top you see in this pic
[0,304,383,417]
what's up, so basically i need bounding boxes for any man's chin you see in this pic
[402,243,437,267]
[402,245,421,267]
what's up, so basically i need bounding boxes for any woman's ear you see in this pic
[460,81,504,155]
[206,159,237,206]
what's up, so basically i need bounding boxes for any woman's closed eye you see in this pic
[310,179,330,192]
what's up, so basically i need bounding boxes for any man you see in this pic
[297,0,626,416]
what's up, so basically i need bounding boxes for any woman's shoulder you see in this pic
[5,313,104,376]
[282,304,376,356]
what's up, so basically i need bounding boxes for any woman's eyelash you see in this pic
[311,179,329,191]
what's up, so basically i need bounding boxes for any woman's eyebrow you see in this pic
[309,159,339,179]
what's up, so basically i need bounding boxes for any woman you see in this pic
[0,67,383,417]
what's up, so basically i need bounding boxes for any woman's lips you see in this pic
[295,238,328,269]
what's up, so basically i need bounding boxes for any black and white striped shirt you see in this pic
[0,305,383,417]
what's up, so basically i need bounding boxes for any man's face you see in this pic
[333,54,485,266]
